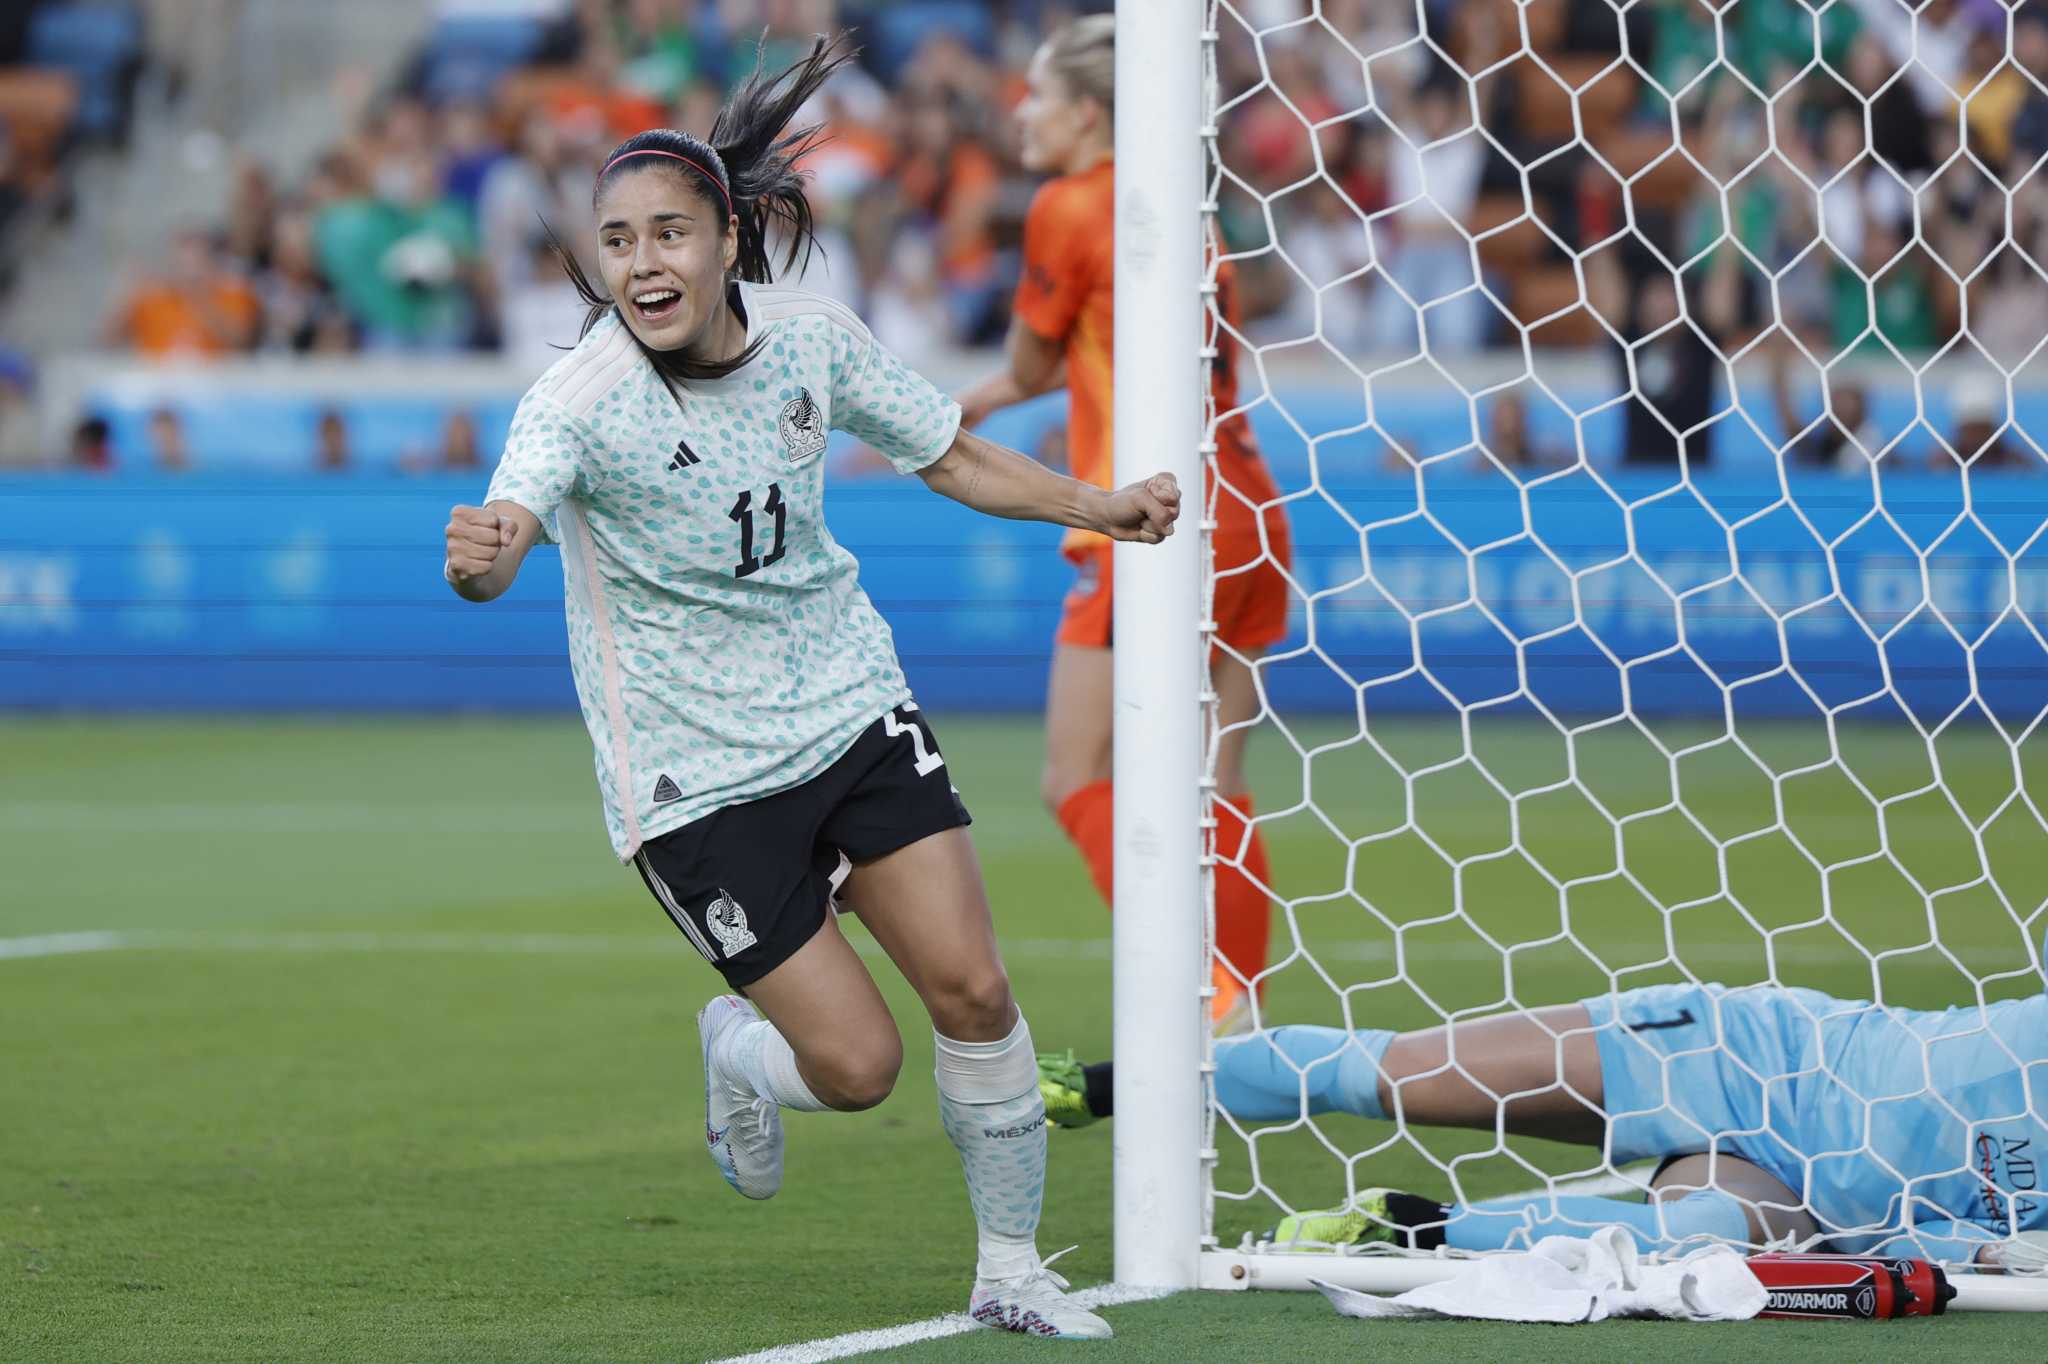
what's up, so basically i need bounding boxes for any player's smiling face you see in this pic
[595,167,740,357]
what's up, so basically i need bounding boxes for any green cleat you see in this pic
[1265,1189,1421,1251]
[1036,1050,1098,1130]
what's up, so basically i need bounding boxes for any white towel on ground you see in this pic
[1311,1226,1767,1324]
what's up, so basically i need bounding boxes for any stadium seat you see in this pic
[25,0,140,141]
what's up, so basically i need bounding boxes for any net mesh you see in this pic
[1198,0,2048,1263]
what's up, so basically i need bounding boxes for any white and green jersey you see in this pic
[484,282,961,859]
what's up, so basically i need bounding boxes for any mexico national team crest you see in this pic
[704,888,758,957]
[778,387,826,462]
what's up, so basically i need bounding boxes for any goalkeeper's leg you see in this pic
[844,829,1112,1340]
[1041,1005,1608,1134]
[1272,1154,1811,1254]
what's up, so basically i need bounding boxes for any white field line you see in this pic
[0,931,127,960]
[0,929,1914,971]
[704,1283,1175,1364]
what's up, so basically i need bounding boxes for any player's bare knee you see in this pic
[929,970,1015,1041]
[810,1039,903,1111]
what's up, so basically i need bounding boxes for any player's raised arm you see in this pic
[443,500,543,602]
[916,428,1179,544]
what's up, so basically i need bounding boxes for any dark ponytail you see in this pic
[549,36,854,384]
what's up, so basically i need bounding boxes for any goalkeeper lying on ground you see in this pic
[1040,965,2048,1267]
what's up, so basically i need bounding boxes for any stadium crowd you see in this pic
[14,0,2047,473]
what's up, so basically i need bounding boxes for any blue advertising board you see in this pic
[3,472,2044,722]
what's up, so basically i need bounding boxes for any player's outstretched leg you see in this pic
[847,828,1112,1341]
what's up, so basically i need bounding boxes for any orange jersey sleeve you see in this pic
[1014,177,1104,344]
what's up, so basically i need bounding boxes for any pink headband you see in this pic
[599,148,733,216]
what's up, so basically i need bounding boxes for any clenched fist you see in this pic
[1100,473,1182,544]
[445,504,514,581]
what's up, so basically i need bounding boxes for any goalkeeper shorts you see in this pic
[631,700,971,988]
[1583,981,1842,1197]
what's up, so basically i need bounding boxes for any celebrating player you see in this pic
[956,15,1294,1034]
[442,40,1182,1341]
[1039,965,2048,1267]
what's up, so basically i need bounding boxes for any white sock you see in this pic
[934,1011,1045,1283]
[719,1017,831,1113]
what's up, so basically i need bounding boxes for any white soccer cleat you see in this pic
[968,1248,1113,1340]
[696,994,783,1200]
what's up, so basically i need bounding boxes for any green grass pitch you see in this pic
[2,714,2042,1362]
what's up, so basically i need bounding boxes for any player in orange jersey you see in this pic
[958,14,1293,1034]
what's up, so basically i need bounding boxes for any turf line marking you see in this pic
[0,929,1919,970]
[705,1283,1174,1364]
[0,930,126,960]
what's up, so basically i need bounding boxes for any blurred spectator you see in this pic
[1831,220,1950,359]
[316,153,478,351]
[1771,352,1879,472]
[1367,79,1489,355]
[224,159,279,274]
[257,206,357,354]
[147,408,191,473]
[611,0,721,104]
[479,109,595,336]
[70,417,112,472]
[109,229,261,357]
[501,238,587,373]
[867,235,953,372]
[439,409,483,472]
[315,409,351,472]
[1844,33,1933,179]
[1482,391,1566,472]
[889,80,1004,342]
[1592,253,1739,468]
[0,349,33,463]
[543,20,668,143]
[438,102,505,217]
[1943,376,2028,471]
[2013,14,2048,164]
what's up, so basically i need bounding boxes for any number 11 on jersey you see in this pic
[730,483,787,579]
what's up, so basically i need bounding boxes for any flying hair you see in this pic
[547,35,854,384]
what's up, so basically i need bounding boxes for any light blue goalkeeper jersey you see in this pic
[1592,978,2048,1262]
[483,283,961,859]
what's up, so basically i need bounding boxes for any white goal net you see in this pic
[1160,0,2048,1303]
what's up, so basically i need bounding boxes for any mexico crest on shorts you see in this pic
[778,387,826,462]
[704,888,757,957]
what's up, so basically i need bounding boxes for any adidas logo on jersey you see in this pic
[652,774,682,803]
[668,438,702,472]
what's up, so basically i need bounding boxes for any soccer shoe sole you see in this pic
[695,996,782,1201]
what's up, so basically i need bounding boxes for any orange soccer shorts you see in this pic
[1054,506,1293,652]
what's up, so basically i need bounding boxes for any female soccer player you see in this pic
[956,15,1295,1034]
[1040,965,2048,1267]
[442,42,1180,1341]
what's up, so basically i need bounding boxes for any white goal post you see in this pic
[1112,0,2048,1312]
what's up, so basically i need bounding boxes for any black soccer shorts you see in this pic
[631,700,971,988]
